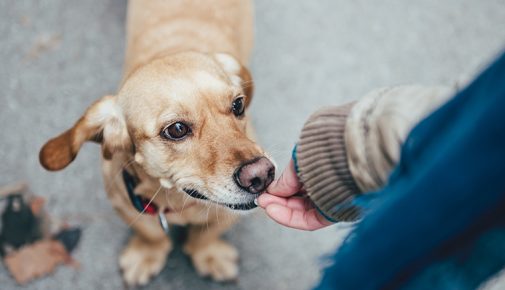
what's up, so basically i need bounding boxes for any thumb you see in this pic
[266,159,301,197]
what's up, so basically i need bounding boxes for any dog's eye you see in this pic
[232,96,245,117]
[161,122,190,140]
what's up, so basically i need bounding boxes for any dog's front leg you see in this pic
[103,163,173,286]
[184,210,239,282]
[118,213,172,286]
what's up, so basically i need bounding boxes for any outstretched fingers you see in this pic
[264,203,332,231]
[266,159,301,197]
[257,193,312,211]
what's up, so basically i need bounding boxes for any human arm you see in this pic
[259,85,453,228]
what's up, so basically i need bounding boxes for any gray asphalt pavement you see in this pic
[1,0,505,289]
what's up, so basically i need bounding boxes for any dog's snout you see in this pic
[234,157,275,194]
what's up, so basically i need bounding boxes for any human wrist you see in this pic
[296,104,362,222]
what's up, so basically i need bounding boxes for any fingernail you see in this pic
[254,198,259,206]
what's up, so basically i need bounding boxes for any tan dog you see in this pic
[39,0,275,286]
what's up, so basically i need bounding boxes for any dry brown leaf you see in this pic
[4,240,70,285]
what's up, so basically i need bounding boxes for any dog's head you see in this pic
[39,52,274,210]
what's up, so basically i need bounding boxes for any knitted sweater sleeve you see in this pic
[296,85,453,222]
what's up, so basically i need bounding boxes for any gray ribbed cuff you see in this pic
[297,103,362,222]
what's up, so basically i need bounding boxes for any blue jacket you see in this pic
[316,51,505,290]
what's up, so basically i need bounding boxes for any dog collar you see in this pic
[121,169,170,234]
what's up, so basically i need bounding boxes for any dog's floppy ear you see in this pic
[39,95,131,171]
[214,53,254,107]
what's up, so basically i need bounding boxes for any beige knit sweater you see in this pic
[296,85,454,221]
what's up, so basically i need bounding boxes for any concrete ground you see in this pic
[1,0,505,289]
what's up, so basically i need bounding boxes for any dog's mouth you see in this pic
[183,188,257,210]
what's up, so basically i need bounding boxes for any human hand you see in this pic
[257,159,333,231]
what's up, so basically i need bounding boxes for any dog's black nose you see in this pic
[234,157,275,194]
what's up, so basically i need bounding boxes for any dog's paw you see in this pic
[119,235,172,286]
[188,240,239,282]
